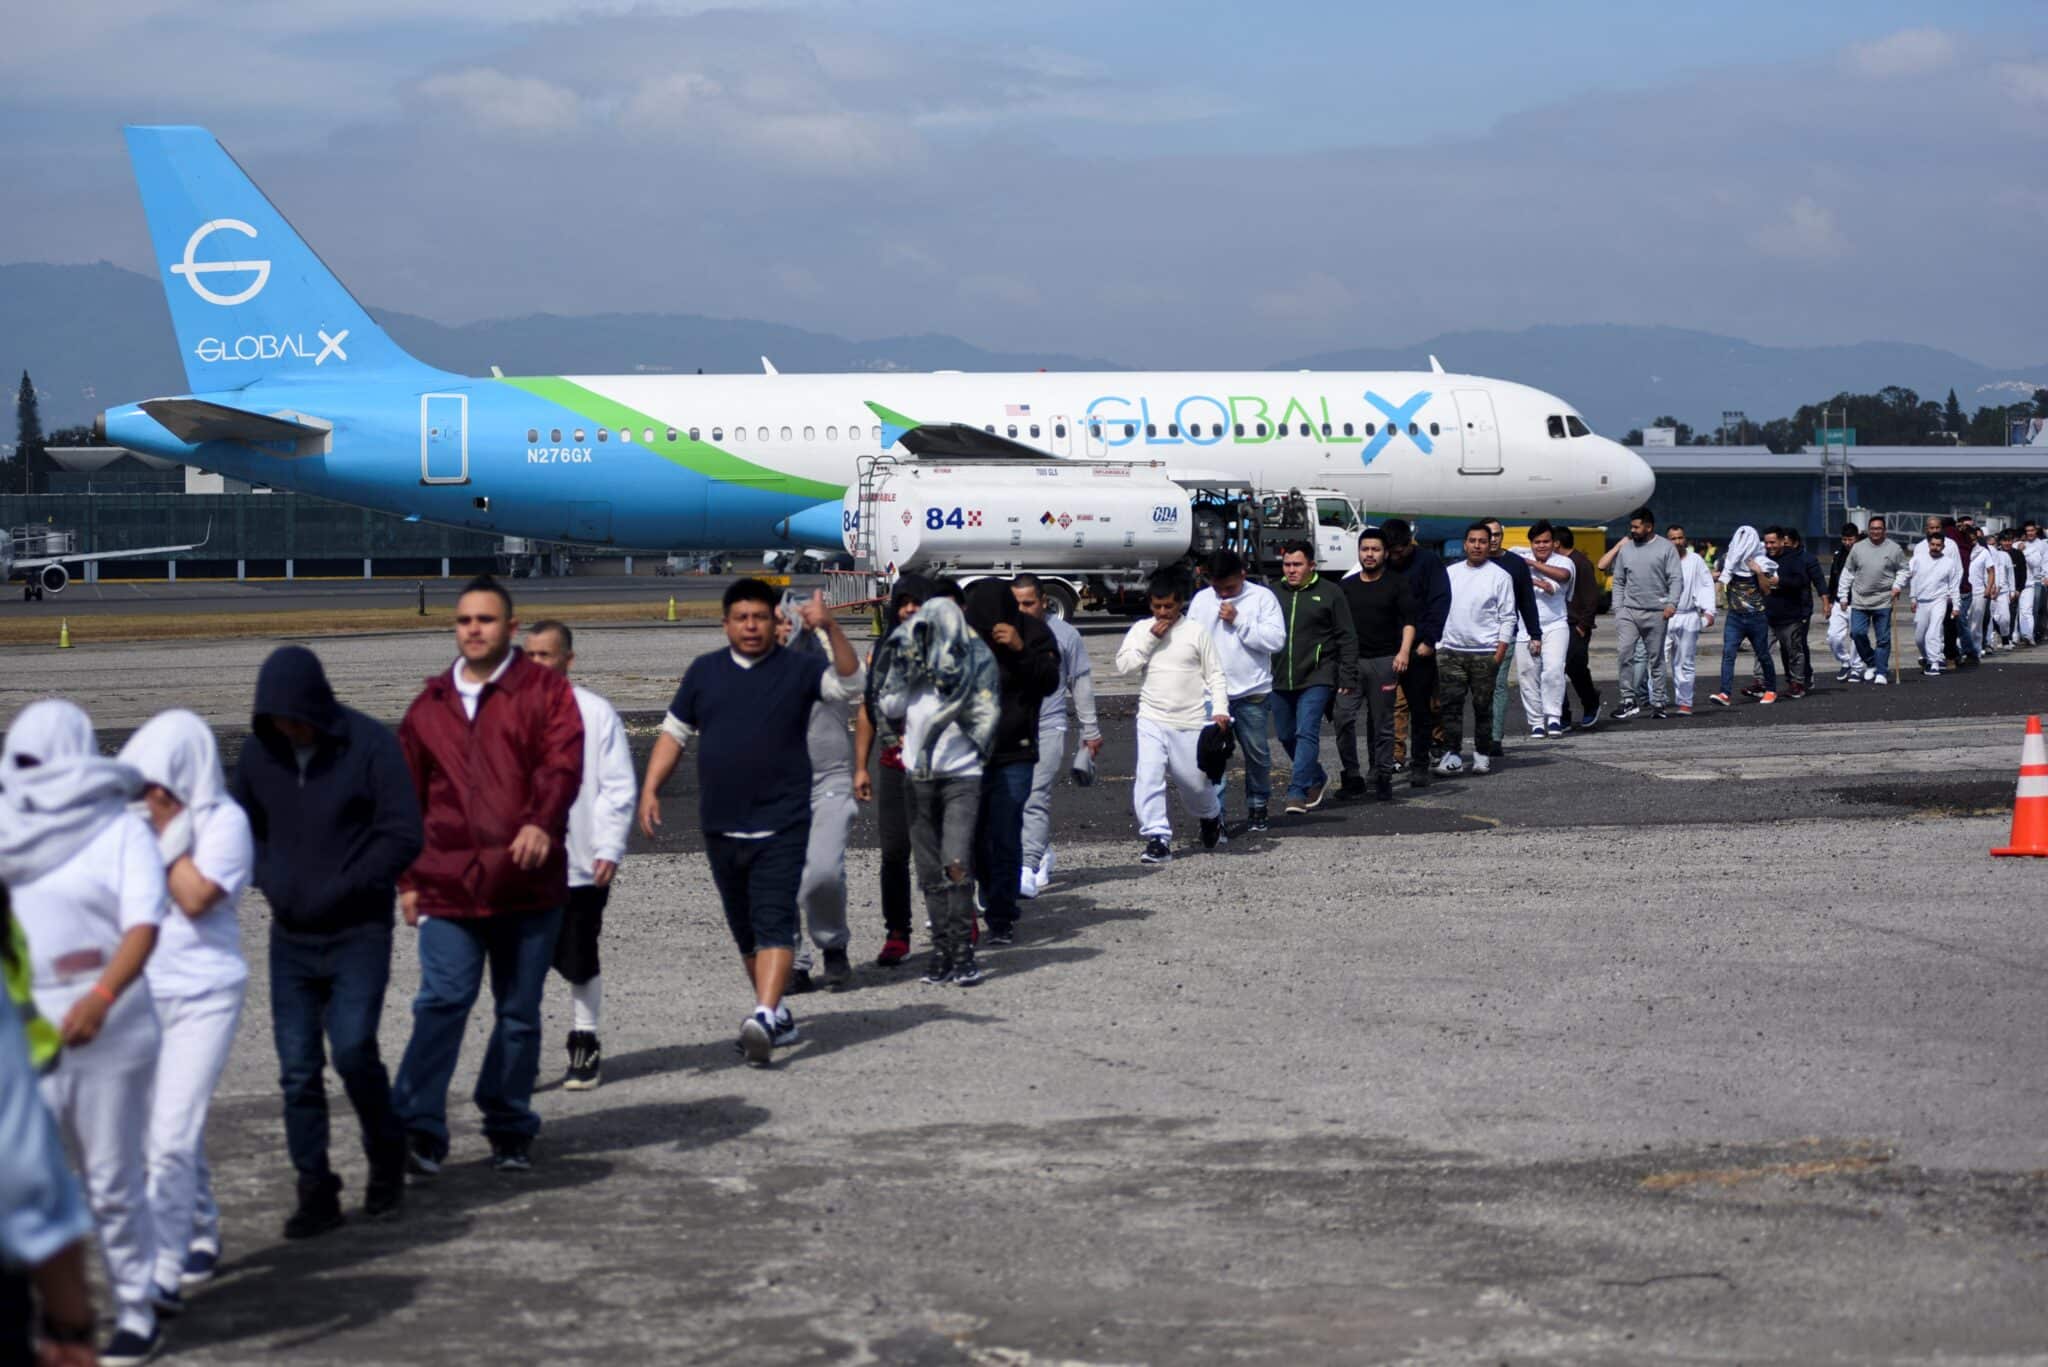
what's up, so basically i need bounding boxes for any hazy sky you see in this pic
[6,1,2044,367]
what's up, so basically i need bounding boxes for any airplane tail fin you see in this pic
[124,126,440,393]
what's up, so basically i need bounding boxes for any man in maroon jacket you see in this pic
[391,576,584,1174]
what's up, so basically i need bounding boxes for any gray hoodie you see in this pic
[1611,534,1681,612]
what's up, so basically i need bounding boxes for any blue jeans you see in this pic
[270,922,405,1190]
[1213,693,1273,812]
[1958,590,1979,658]
[1718,610,1776,694]
[975,760,1034,932]
[392,906,565,1156]
[1849,607,1893,677]
[1270,685,1334,802]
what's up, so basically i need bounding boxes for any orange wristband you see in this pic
[90,983,116,1006]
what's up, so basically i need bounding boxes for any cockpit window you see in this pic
[1566,415,1591,438]
[1546,415,1567,439]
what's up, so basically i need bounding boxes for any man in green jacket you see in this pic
[1270,542,1359,814]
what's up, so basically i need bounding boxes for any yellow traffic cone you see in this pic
[666,596,678,623]
[57,619,72,649]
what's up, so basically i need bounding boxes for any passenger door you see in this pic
[420,393,468,484]
[1453,390,1501,475]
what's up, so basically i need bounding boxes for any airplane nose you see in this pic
[1615,441,1655,505]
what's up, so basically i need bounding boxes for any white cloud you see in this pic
[416,67,581,133]
[1748,197,1849,263]
[1845,27,1958,79]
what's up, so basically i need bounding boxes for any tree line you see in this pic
[1622,386,2048,453]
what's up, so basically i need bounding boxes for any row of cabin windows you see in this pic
[1080,420,1438,440]
[527,424,888,445]
[1545,415,1594,438]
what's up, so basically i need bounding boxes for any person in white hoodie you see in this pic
[1903,530,1963,676]
[1660,525,1718,715]
[0,700,167,1367]
[118,710,251,1321]
[1509,521,1575,738]
[523,623,637,1092]
[1117,570,1233,864]
[1186,550,1287,832]
[1966,532,1999,654]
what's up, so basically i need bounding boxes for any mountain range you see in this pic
[5,262,2042,437]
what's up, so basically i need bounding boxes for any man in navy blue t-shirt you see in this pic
[638,579,862,1065]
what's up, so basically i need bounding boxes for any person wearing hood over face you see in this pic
[961,579,1060,946]
[854,575,933,967]
[871,596,999,985]
[1,699,167,1367]
[118,710,251,1320]
[777,591,867,994]
[1707,525,1779,707]
[232,646,422,1240]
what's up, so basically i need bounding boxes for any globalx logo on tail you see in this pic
[170,219,270,305]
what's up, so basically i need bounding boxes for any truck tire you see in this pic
[1043,581,1080,620]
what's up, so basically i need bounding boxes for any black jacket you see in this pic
[1490,551,1542,640]
[964,581,1061,767]
[232,645,424,934]
[1764,556,1811,627]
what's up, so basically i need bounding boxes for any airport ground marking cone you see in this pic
[57,619,72,649]
[1990,715,2048,857]
[667,596,678,622]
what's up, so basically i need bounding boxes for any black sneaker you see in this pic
[283,1182,345,1240]
[986,927,1015,947]
[952,947,985,987]
[404,1132,442,1179]
[1614,702,1642,721]
[1200,816,1223,849]
[364,1166,404,1221]
[785,967,817,995]
[1375,773,1394,801]
[1140,837,1173,864]
[1651,706,1669,720]
[564,1030,602,1091]
[180,1244,220,1289]
[768,1007,801,1048]
[920,952,955,985]
[1408,766,1430,789]
[101,1325,164,1367]
[1577,701,1603,729]
[1246,805,1270,832]
[821,946,853,990]
[489,1140,532,1174]
[1339,774,1368,800]
[151,1283,184,1318]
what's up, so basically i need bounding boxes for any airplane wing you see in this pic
[11,520,212,570]
[138,398,331,453]
[864,401,1064,461]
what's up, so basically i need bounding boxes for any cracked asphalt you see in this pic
[7,595,2047,1364]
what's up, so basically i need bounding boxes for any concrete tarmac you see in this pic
[8,618,2048,1364]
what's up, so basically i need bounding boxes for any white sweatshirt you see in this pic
[1511,547,1576,629]
[1672,550,1717,619]
[1440,560,1517,652]
[1116,616,1230,729]
[1903,544,1962,610]
[1186,581,1288,699]
[567,685,638,887]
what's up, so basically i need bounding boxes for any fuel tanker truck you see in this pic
[840,455,1357,617]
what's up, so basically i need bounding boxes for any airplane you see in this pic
[99,126,1654,561]
[4,524,210,601]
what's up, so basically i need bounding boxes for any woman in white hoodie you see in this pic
[0,699,167,1366]
[119,709,252,1313]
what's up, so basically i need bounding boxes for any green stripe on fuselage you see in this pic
[501,375,845,502]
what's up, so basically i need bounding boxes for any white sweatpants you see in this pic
[1994,594,2013,643]
[1913,602,1947,672]
[40,989,160,1336]
[2021,588,2038,643]
[1133,716,1219,840]
[1515,620,1569,731]
[148,983,244,1286]
[1967,595,1990,654]
[1661,613,1704,708]
[1826,608,1855,670]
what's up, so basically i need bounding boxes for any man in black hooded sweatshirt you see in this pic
[232,646,423,1238]
[962,580,1061,944]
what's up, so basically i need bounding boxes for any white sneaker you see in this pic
[1017,869,1041,900]
[1432,753,1464,775]
[1037,849,1056,885]
[1871,673,1888,685]
[1471,753,1493,775]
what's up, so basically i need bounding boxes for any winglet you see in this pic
[1428,354,1445,374]
[762,356,779,376]
[864,400,920,450]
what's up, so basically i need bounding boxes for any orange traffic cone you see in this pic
[1991,715,2048,857]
